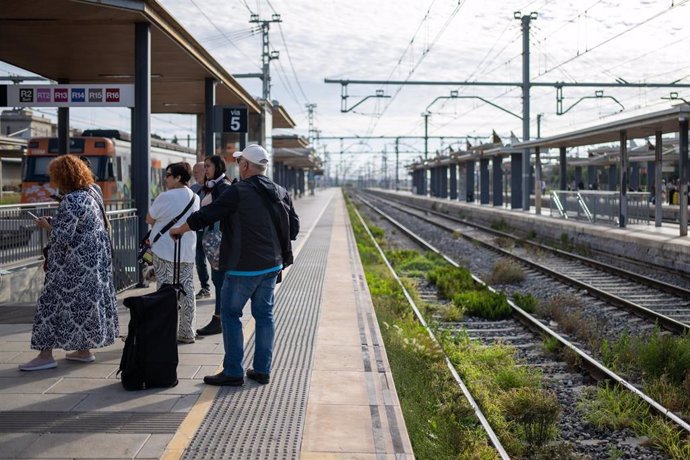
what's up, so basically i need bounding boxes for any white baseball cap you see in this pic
[233,144,269,165]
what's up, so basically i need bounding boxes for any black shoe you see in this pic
[197,315,222,336]
[246,368,270,384]
[203,371,243,386]
[195,288,211,299]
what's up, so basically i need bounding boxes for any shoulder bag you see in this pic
[138,195,195,266]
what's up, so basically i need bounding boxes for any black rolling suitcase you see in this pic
[117,240,183,390]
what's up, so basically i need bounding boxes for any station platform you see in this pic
[0,188,413,459]
[370,188,690,274]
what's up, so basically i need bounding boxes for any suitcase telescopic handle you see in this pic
[173,238,181,286]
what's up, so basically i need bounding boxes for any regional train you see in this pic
[21,129,197,204]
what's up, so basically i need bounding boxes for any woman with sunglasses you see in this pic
[146,162,200,343]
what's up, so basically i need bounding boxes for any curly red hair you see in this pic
[48,154,94,193]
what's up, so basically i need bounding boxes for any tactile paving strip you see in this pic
[183,206,334,460]
[0,411,186,433]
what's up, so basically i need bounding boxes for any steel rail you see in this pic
[350,202,510,460]
[354,192,690,435]
[367,192,690,335]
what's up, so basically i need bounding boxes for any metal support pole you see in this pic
[493,157,503,206]
[535,147,541,214]
[679,118,689,236]
[520,14,533,211]
[587,165,596,189]
[511,153,522,208]
[133,22,151,287]
[204,78,216,158]
[449,163,458,200]
[619,130,628,228]
[466,160,475,202]
[423,113,429,160]
[57,79,69,155]
[655,131,663,227]
[559,147,567,191]
[480,158,490,204]
[608,165,617,191]
[395,137,400,191]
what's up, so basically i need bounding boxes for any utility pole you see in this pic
[306,103,317,144]
[250,13,281,102]
[395,137,400,191]
[423,111,430,160]
[517,11,537,211]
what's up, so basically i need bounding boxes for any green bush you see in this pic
[454,290,513,320]
[512,292,537,313]
[501,387,561,446]
[427,265,475,299]
[635,332,690,385]
[489,258,525,284]
[542,336,560,354]
[578,383,649,430]
[493,365,541,391]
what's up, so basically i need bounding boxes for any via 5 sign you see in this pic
[217,106,248,133]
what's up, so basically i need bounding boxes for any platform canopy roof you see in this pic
[515,104,690,150]
[272,105,297,129]
[0,0,261,115]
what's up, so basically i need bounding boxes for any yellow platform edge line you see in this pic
[159,191,335,460]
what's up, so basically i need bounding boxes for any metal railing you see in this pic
[549,191,650,225]
[0,203,139,292]
[550,191,568,219]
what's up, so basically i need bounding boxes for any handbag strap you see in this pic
[86,186,110,232]
[152,194,196,244]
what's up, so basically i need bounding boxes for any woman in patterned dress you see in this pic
[146,162,200,343]
[19,155,119,371]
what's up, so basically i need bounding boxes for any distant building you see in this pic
[0,108,52,139]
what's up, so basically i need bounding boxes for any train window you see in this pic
[95,141,106,149]
[48,138,85,153]
[106,158,116,181]
[116,157,123,181]
[28,140,39,149]
[23,156,55,181]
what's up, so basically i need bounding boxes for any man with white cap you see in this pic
[170,144,299,386]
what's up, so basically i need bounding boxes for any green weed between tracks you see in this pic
[539,297,690,458]
[346,194,569,459]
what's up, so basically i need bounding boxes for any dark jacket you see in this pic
[186,175,299,272]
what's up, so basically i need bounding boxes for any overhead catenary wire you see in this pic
[367,1,466,137]
[190,0,261,70]
[534,0,690,81]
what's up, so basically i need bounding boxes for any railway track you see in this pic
[363,190,690,335]
[350,191,690,459]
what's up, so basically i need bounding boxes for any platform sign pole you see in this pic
[133,22,151,287]
[655,131,663,227]
[619,130,628,228]
[679,118,688,236]
[205,78,216,158]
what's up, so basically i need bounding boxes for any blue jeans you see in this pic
[221,271,279,377]
[195,232,210,290]
[210,269,225,316]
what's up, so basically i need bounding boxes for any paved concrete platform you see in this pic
[372,189,690,274]
[0,188,413,459]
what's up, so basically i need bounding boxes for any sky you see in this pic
[2,0,690,179]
